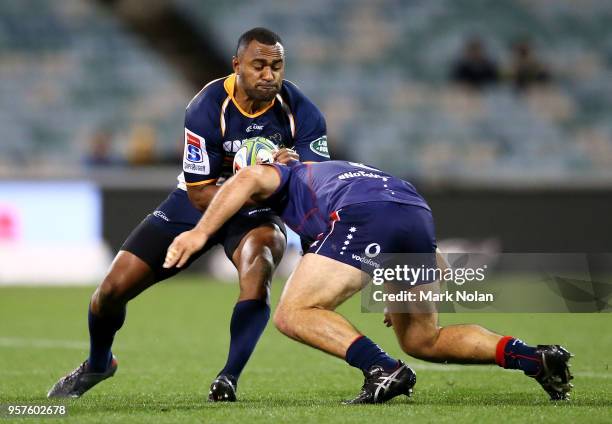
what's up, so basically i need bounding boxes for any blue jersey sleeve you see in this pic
[182,91,224,186]
[266,162,292,197]
[283,81,330,163]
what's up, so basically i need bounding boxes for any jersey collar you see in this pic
[224,73,276,118]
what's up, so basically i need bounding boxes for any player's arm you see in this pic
[163,165,281,268]
[183,127,223,211]
[182,93,225,211]
[290,87,330,163]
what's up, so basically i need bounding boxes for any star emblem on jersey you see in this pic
[344,241,350,245]
[347,234,353,240]
[349,227,357,233]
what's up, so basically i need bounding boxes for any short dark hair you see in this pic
[236,27,283,56]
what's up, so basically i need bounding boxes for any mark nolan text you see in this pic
[373,290,494,303]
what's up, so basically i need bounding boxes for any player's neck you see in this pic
[233,86,273,115]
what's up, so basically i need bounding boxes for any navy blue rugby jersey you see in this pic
[265,161,431,242]
[177,73,329,190]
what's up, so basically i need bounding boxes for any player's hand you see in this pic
[163,230,208,269]
[273,148,299,164]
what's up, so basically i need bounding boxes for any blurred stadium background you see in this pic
[1,0,612,280]
[1,2,611,422]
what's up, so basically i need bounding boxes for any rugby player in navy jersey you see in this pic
[47,28,331,401]
[164,160,573,403]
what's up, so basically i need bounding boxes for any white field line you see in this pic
[0,337,88,350]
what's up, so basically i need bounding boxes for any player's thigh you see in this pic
[123,214,215,280]
[232,224,286,272]
[229,223,285,300]
[278,253,366,312]
[226,208,287,279]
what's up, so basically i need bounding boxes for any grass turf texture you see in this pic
[1,278,610,423]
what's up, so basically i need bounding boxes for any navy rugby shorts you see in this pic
[121,188,286,281]
[307,201,436,276]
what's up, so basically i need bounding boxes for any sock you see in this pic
[345,335,399,372]
[88,305,126,372]
[220,299,270,381]
[496,336,542,377]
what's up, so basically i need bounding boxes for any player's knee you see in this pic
[399,327,440,361]
[237,247,275,300]
[272,305,296,337]
[91,275,130,314]
[244,246,276,280]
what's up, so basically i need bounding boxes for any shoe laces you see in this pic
[62,361,88,384]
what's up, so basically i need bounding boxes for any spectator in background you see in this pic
[83,128,122,167]
[507,39,551,91]
[451,37,499,89]
[126,123,157,166]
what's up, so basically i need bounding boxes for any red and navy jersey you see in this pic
[178,73,329,190]
[266,161,431,242]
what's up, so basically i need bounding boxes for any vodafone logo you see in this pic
[365,243,381,258]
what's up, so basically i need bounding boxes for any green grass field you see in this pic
[1,277,611,423]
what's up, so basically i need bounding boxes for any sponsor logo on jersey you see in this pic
[223,139,242,153]
[246,123,264,133]
[268,132,283,144]
[337,170,388,181]
[183,129,210,175]
[365,243,381,258]
[153,210,170,222]
[309,136,330,158]
[186,132,203,163]
[350,253,381,268]
[247,207,272,215]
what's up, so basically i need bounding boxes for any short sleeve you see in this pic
[265,162,293,197]
[182,95,224,186]
[284,82,330,163]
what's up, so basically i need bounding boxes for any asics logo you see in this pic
[373,366,403,402]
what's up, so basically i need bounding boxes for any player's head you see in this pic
[233,27,284,102]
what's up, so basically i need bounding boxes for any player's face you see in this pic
[234,40,284,102]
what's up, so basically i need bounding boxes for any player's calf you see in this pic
[207,226,283,402]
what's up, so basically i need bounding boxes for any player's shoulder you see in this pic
[186,75,231,114]
[279,79,317,110]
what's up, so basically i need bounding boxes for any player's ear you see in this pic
[232,56,240,75]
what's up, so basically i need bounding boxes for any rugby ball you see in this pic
[233,137,277,174]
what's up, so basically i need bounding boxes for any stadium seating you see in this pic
[3,0,612,181]
[0,0,188,169]
[176,0,612,181]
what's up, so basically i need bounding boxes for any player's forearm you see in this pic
[193,172,260,238]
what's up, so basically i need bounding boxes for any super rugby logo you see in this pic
[185,131,203,163]
[310,136,330,158]
[183,129,210,175]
